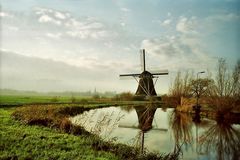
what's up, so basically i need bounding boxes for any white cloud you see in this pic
[120,7,131,12]
[65,18,83,27]
[82,22,104,30]
[206,13,240,22]
[161,19,172,26]
[176,16,197,34]
[33,7,116,40]
[38,14,62,25]
[0,12,13,18]
[66,30,114,39]
[35,7,70,26]
[38,14,52,22]
[55,11,66,19]
[64,18,115,39]
[141,33,214,71]
[46,33,62,39]
[120,22,126,27]
[8,26,19,31]
[141,38,178,59]
[104,42,113,48]
[35,7,53,14]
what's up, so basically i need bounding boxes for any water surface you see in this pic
[70,105,240,159]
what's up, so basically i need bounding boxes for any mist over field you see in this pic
[0,50,136,92]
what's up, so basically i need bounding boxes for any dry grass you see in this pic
[11,105,89,134]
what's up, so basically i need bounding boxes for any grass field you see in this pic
[0,95,89,105]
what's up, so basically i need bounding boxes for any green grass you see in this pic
[0,95,90,105]
[0,95,148,106]
[0,108,119,160]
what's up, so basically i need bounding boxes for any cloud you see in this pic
[36,8,64,25]
[0,11,13,18]
[206,13,240,22]
[141,33,214,71]
[34,7,116,40]
[141,38,177,58]
[65,18,116,39]
[7,26,19,31]
[120,7,131,12]
[65,18,104,30]
[55,11,67,19]
[38,14,62,25]
[46,33,62,39]
[176,16,197,34]
[161,19,172,26]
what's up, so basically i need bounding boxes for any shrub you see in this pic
[71,96,76,103]
[50,96,59,103]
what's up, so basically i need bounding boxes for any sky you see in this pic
[0,0,239,94]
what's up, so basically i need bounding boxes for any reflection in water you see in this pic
[169,110,193,149]
[120,104,164,154]
[134,104,157,132]
[199,118,240,160]
[70,105,240,159]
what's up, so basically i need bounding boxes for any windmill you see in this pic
[119,49,168,97]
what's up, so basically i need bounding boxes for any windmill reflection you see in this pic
[119,103,167,154]
[199,118,240,160]
[134,104,158,153]
[134,104,157,132]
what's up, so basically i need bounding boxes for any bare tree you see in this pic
[207,58,240,112]
[232,59,240,99]
[212,58,240,98]
[169,71,193,105]
[190,78,213,99]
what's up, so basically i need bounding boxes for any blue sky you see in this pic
[0,0,239,93]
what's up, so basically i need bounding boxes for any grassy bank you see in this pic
[0,108,119,160]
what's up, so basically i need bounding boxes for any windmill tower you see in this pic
[119,49,168,97]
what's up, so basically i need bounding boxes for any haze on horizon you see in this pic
[0,0,239,94]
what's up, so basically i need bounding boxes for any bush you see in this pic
[80,98,88,104]
[71,96,76,103]
[50,96,59,103]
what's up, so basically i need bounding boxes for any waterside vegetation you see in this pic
[167,58,240,116]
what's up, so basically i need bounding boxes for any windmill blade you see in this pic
[152,72,168,75]
[120,76,136,80]
[119,73,141,77]
[151,69,169,75]
[118,124,168,131]
[140,50,144,71]
[142,49,146,71]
